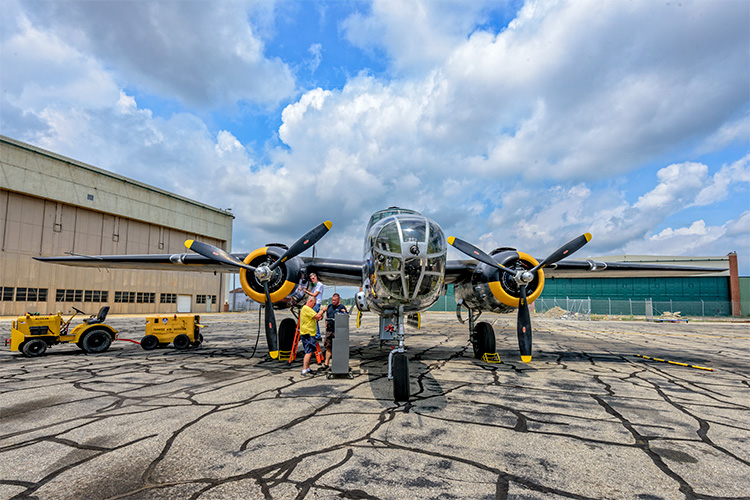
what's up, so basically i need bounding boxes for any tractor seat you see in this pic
[83,306,110,324]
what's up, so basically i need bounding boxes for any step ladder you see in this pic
[284,317,324,364]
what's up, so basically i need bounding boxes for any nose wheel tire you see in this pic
[80,329,112,353]
[473,322,496,359]
[392,352,410,402]
[21,339,48,357]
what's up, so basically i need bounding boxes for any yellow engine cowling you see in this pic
[454,250,545,313]
[238,246,306,307]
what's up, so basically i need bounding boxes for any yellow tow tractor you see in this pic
[10,306,117,357]
[141,315,204,350]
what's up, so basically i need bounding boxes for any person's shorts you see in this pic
[323,331,335,351]
[301,334,318,354]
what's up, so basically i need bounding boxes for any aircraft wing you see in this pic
[445,258,726,283]
[33,253,365,286]
[34,253,243,273]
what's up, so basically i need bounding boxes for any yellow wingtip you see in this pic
[521,355,532,363]
[269,350,279,359]
[447,236,456,245]
[584,233,592,242]
[324,220,333,230]
[184,239,194,249]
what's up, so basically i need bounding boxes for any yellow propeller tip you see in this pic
[324,220,333,230]
[521,356,532,363]
[584,233,592,242]
[447,236,455,245]
[269,351,279,359]
[184,239,194,249]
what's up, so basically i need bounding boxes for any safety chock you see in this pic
[482,352,502,364]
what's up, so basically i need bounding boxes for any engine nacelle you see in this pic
[453,250,545,313]
[239,246,306,308]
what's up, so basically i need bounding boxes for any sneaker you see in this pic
[301,369,312,377]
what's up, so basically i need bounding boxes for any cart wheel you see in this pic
[191,333,203,347]
[140,335,159,350]
[80,329,112,353]
[173,334,190,350]
[22,339,47,357]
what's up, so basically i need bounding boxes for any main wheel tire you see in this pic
[191,333,203,347]
[473,322,496,359]
[80,329,112,353]
[392,352,410,402]
[141,335,159,350]
[173,334,190,350]
[22,339,47,357]
[278,318,297,355]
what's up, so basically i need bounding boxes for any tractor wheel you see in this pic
[473,322,496,359]
[140,335,159,350]
[173,334,190,350]
[392,352,410,402]
[80,329,112,353]
[22,339,47,357]
[191,333,203,347]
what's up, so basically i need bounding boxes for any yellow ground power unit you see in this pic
[9,307,117,357]
[141,315,204,350]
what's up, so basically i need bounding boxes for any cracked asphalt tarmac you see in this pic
[1,312,748,500]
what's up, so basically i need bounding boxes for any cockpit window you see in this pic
[400,219,426,244]
[428,222,446,254]
[376,223,401,254]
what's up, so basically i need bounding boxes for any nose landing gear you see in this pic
[387,306,410,402]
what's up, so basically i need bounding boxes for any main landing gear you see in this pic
[387,306,410,402]
[457,303,497,360]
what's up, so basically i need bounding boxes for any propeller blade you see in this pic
[185,240,256,271]
[269,221,333,271]
[263,282,279,359]
[517,284,532,363]
[447,237,516,275]
[532,233,591,272]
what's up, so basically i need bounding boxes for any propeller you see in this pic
[448,233,591,362]
[185,220,333,359]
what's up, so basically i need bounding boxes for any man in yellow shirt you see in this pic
[299,297,324,376]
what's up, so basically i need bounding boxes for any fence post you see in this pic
[608,298,611,316]
[629,298,632,316]
[701,299,704,317]
[670,299,673,313]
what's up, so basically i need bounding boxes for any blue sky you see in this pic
[2,0,749,274]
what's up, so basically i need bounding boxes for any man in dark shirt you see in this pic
[322,293,347,370]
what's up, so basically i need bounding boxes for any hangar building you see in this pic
[0,135,233,317]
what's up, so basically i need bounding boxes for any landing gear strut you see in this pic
[387,306,410,402]
[459,303,497,359]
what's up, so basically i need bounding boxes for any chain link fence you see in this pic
[535,297,731,318]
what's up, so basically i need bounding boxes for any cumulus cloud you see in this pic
[15,0,295,108]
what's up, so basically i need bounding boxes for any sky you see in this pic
[2,0,749,276]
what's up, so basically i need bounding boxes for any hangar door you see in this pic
[177,295,192,313]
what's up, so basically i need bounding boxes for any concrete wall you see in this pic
[0,136,234,316]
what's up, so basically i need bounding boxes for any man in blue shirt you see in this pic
[321,293,347,370]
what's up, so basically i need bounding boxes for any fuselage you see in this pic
[362,208,447,314]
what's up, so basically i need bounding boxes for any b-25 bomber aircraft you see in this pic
[36,207,721,401]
